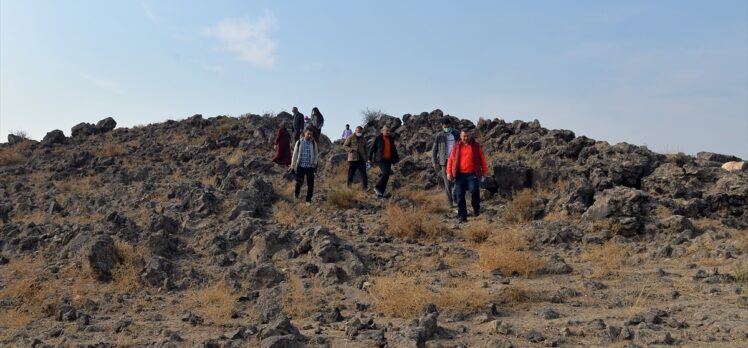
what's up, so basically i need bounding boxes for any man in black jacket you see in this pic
[368,125,399,198]
[432,119,460,208]
[292,107,305,141]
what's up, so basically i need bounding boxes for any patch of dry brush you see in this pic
[385,204,447,240]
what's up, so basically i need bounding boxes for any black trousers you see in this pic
[375,160,392,193]
[347,160,368,189]
[294,166,315,202]
[293,129,302,141]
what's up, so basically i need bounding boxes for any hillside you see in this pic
[0,110,747,347]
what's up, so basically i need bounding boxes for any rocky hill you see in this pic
[0,110,746,347]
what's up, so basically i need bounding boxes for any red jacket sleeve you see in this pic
[479,144,488,176]
[446,143,457,177]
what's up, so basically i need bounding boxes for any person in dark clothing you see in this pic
[446,130,488,223]
[431,119,460,207]
[272,122,292,166]
[342,126,368,190]
[310,107,324,142]
[292,107,305,141]
[368,125,399,198]
[290,129,319,204]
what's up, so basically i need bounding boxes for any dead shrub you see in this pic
[282,276,333,318]
[500,284,549,304]
[274,200,313,225]
[327,185,364,209]
[401,189,449,214]
[0,147,24,166]
[182,282,237,325]
[225,149,243,166]
[98,143,126,157]
[504,189,539,223]
[478,246,543,277]
[385,204,447,240]
[368,273,492,318]
[580,241,626,277]
[462,219,494,243]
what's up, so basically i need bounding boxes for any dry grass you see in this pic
[55,175,102,193]
[476,225,542,277]
[182,282,237,325]
[0,147,24,166]
[500,284,549,304]
[72,242,144,307]
[0,256,49,329]
[401,189,449,214]
[732,261,748,284]
[462,219,494,244]
[580,241,627,277]
[274,200,313,225]
[692,218,748,254]
[225,149,244,166]
[504,189,539,223]
[368,273,493,318]
[327,185,365,209]
[98,143,126,157]
[282,276,334,318]
[478,246,543,277]
[384,204,447,240]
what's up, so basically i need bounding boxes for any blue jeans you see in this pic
[455,173,480,220]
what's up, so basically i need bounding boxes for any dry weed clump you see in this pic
[478,246,543,277]
[500,284,549,304]
[580,241,627,277]
[327,185,364,209]
[0,147,24,166]
[385,204,447,240]
[98,143,126,157]
[462,219,494,243]
[732,261,748,284]
[282,276,333,318]
[401,189,449,214]
[368,273,492,318]
[504,189,540,223]
[477,225,542,277]
[182,282,237,325]
[274,200,313,225]
[0,256,51,328]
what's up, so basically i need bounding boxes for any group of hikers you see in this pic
[272,108,487,223]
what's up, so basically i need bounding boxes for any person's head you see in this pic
[304,129,314,140]
[442,119,452,132]
[292,107,299,114]
[345,124,350,129]
[312,107,320,115]
[355,126,363,136]
[460,130,472,142]
[381,126,390,136]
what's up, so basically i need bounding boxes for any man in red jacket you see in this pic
[446,130,489,223]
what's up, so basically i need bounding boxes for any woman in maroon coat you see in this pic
[272,124,292,166]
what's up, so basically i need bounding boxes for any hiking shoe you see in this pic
[458,217,468,224]
[305,201,312,206]
[374,187,384,198]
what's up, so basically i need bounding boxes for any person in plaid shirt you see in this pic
[290,129,319,204]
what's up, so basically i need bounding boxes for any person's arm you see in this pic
[431,134,440,169]
[479,145,488,176]
[446,146,455,181]
[368,137,377,162]
[290,141,299,170]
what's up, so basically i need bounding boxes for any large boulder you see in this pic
[697,152,741,164]
[42,129,66,145]
[583,187,650,236]
[491,162,533,196]
[71,122,98,137]
[87,235,121,282]
[96,117,117,132]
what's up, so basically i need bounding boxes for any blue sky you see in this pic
[1,0,747,158]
